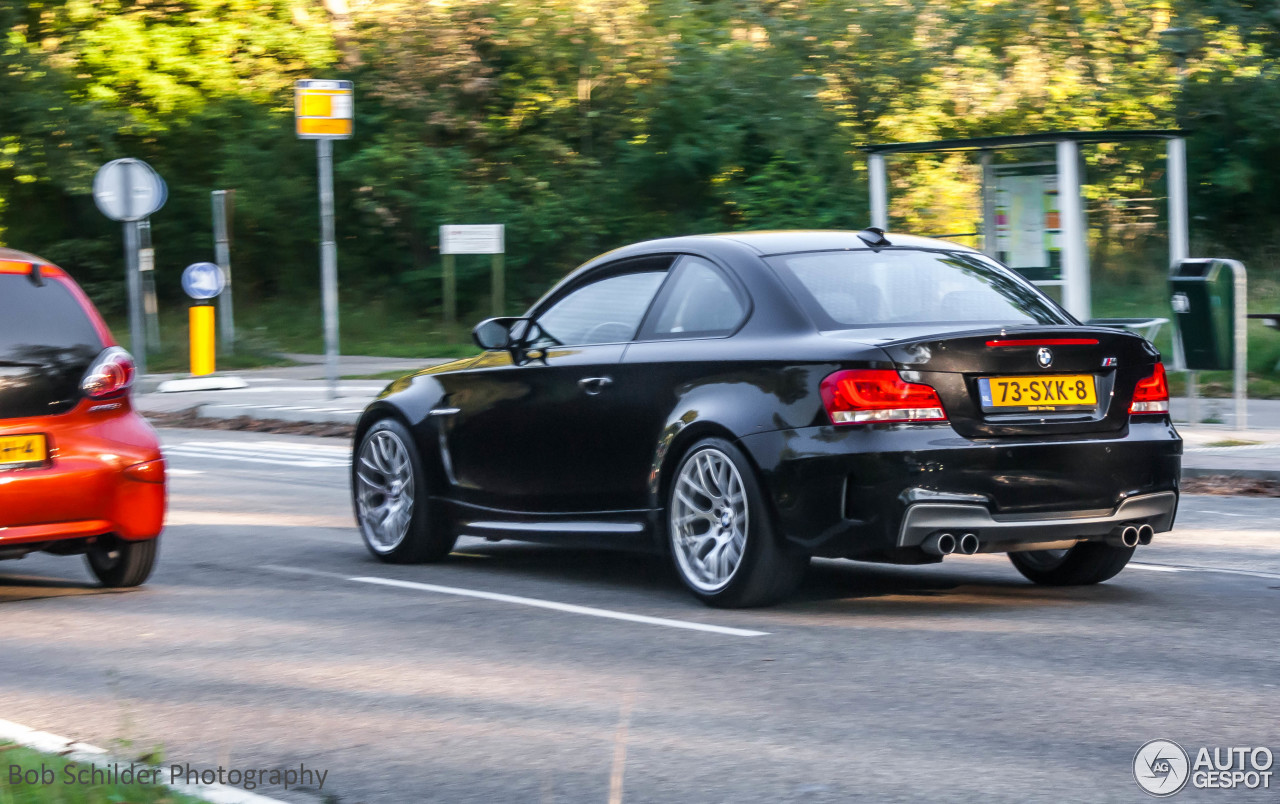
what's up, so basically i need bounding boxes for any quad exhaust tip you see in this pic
[922,532,957,556]
[957,532,980,555]
[1107,525,1141,548]
[1137,524,1154,545]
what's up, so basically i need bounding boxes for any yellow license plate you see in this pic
[0,434,47,466]
[979,375,1097,409]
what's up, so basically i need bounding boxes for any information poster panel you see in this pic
[994,163,1061,283]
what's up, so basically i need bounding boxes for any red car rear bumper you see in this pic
[0,400,165,545]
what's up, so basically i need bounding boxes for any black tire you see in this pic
[353,418,456,563]
[85,535,158,588]
[1008,542,1135,586]
[666,437,807,608]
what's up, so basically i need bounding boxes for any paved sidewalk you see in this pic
[135,355,453,425]
[135,358,1280,478]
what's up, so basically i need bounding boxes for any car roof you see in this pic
[0,247,53,265]
[529,230,985,315]
[615,230,981,258]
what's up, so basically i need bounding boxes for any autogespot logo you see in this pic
[1133,740,1276,796]
[1134,740,1190,797]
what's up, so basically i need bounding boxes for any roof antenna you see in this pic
[28,263,44,287]
[858,227,891,248]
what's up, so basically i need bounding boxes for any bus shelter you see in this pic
[863,130,1189,324]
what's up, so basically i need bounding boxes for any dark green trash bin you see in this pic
[1170,259,1235,371]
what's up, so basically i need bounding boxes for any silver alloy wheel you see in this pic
[670,447,749,593]
[355,428,416,553]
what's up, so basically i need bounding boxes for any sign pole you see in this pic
[139,217,160,352]
[93,157,166,375]
[212,190,235,353]
[492,252,504,317]
[442,254,457,341]
[317,138,340,400]
[296,78,353,401]
[123,220,147,375]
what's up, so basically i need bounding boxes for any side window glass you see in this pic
[534,271,666,346]
[649,257,746,337]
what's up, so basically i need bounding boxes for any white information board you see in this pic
[440,224,505,255]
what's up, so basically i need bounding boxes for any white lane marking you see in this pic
[1131,561,1280,581]
[1182,509,1250,517]
[164,449,347,469]
[192,385,385,394]
[257,565,765,636]
[350,576,768,637]
[164,440,350,469]
[167,468,205,476]
[1128,563,1184,573]
[0,719,288,804]
[260,564,347,579]
[172,440,349,454]
[1185,444,1280,452]
[198,403,362,414]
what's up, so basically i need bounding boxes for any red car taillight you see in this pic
[1129,362,1170,414]
[820,369,947,424]
[81,347,136,399]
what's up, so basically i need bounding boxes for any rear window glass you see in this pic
[648,257,745,337]
[0,274,103,366]
[767,249,1069,329]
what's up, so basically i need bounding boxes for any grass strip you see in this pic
[0,742,208,803]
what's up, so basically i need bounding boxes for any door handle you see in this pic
[578,376,613,395]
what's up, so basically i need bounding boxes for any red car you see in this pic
[0,248,164,586]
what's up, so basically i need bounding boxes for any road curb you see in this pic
[1181,466,1280,481]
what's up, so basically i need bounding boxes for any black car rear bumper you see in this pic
[737,419,1182,562]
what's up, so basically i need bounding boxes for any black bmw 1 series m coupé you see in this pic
[351,230,1181,607]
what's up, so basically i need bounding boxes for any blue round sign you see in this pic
[182,262,226,300]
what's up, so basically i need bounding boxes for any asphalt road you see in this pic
[1,428,1277,803]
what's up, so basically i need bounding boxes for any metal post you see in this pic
[317,139,339,400]
[1167,138,1189,265]
[492,253,505,317]
[442,254,457,341]
[1055,140,1090,321]
[868,153,888,230]
[1167,137,1197,421]
[123,220,146,375]
[1225,259,1248,431]
[980,151,997,258]
[139,217,160,352]
[212,190,235,352]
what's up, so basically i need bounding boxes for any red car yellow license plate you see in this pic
[978,375,1097,408]
[0,433,47,466]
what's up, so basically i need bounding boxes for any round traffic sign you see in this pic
[93,158,166,222]
[182,262,226,300]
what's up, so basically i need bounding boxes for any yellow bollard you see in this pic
[190,304,216,376]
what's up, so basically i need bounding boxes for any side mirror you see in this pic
[472,317,522,350]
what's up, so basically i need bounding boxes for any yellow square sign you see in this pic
[295,80,354,140]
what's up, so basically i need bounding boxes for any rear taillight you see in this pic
[820,369,947,424]
[81,347,136,399]
[1128,362,1169,414]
